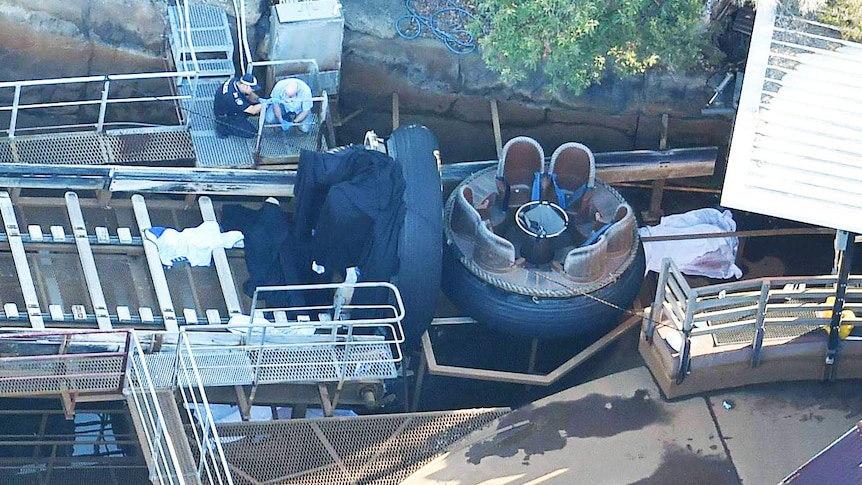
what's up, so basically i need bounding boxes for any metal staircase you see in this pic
[168,2,257,168]
[167,4,235,78]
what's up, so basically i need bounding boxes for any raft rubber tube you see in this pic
[387,125,443,347]
[442,242,646,340]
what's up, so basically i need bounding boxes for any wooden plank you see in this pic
[0,147,717,195]
[0,192,44,329]
[420,314,641,386]
[198,196,243,316]
[391,93,399,131]
[440,147,719,185]
[131,194,179,333]
[65,192,112,330]
[598,160,715,183]
[490,99,502,160]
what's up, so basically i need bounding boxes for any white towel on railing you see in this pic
[144,221,244,268]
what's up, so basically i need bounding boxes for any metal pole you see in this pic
[9,85,21,139]
[97,78,110,132]
[825,230,855,379]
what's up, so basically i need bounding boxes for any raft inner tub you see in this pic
[515,200,568,264]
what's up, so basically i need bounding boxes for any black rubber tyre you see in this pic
[442,241,646,340]
[388,125,443,346]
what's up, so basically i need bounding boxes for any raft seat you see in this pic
[451,185,483,240]
[474,220,516,272]
[563,233,608,282]
[550,142,595,203]
[549,142,596,237]
[497,137,545,211]
[604,204,637,270]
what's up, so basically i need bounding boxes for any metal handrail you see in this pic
[236,0,254,75]
[0,71,198,139]
[0,329,130,397]
[254,90,329,153]
[175,331,234,485]
[248,58,328,156]
[647,258,862,383]
[125,331,190,484]
[248,281,406,341]
[173,0,201,77]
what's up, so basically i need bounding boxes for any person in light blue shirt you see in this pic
[265,78,315,133]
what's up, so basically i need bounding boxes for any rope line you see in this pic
[395,0,479,55]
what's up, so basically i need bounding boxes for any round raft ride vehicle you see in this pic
[443,136,646,340]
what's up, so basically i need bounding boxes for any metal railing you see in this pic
[0,329,130,397]
[175,332,234,485]
[234,0,254,74]
[176,281,405,390]
[173,0,202,78]
[125,331,192,484]
[0,71,199,139]
[646,258,862,383]
[247,59,330,155]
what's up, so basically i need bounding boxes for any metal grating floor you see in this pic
[213,408,510,485]
[258,125,324,156]
[167,5,233,54]
[712,315,822,346]
[192,132,256,167]
[0,130,196,165]
[0,355,125,395]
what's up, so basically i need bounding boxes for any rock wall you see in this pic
[0,0,733,163]
[339,0,733,162]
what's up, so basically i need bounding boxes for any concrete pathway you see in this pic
[403,367,862,484]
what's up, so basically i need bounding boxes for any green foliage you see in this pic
[469,0,715,94]
[817,0,862,41]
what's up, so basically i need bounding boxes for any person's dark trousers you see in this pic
[215,114,257,138]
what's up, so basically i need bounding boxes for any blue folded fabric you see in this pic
[280,118,292,132]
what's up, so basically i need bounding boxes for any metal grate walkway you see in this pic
[167,4,234,78]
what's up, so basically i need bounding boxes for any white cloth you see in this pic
[639,208,743,279]
[144,221,244,268]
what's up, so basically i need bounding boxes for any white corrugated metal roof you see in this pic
[721,0,862,233]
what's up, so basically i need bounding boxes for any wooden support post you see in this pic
[525,337,539,391]
[96,190,112,207]
[392,93,400,131]
[61,392,77,420]
[234,385,252,421]
[750,281,771,368]
[410,344,428,412]
[642,114,669,223]
[291,404,307,419]
[318,383,334,417]
[490,99,502,160]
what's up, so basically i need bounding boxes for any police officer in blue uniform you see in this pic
[213,73,264,138]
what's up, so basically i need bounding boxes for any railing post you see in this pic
[96,78,110,132]
[750,280,771,368]
[825,230,856,379]
[675,286,697,385]
[645,258,671,341]
[9,85,21,139]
